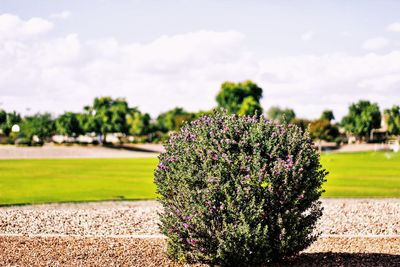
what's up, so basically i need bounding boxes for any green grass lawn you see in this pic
[0,158,158,205]
[0,151,399,205]
[321,151,400,197]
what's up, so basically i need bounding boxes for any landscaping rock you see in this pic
[0,199,399,266]
[1,199,399,237]
[0,236,398,266]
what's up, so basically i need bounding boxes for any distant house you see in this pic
[370,115,388,142]
[343,114,388,144]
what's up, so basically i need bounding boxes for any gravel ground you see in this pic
[0,201,161,236]
[0,236,398,266]
[0,199,399,266]
[1,199,399,237]
[317,198,400,235]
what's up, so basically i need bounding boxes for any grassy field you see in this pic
[321,151,400,197]
[0,158,158,205]
[0,151,399,205]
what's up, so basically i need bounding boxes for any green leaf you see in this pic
[261,181,269,188]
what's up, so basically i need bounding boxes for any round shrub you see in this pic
[154,111,327,266]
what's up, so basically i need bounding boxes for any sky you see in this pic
[1,0,400,120]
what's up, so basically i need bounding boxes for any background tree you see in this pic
[216,80,263,115]
[341,100,381,141]
[321,110,335,121]
[237,96,263,116]
[86,97,130,143]
[384,105,400,136]
[173,113,196,130]
[20,113,54,142]
[291,118,311,132]
[0,111,22,136]
[55,112,83,137]
[77,110,95,134]
[267,106,296,123]
[156,107,195,132]
[0,110,7,135]
[0,110,6,126]
[127,109,152,136]
[309,119,339,142]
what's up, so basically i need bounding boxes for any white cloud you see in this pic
[362,37,389,50]
[1,14,400,120]
[301,31,315,41]
[387,22,400,32]
[50,11,71,20]
[257,52,400,119]
[0,27,251,116]
[0,14,53,40]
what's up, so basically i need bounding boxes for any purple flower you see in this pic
[174,207,181,215]
[157,162,168,171]
[167,156,177,162]
[183,223,189,229]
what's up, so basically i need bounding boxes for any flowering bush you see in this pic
[154,111,327,266]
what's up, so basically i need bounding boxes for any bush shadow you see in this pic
[270,252,400,267]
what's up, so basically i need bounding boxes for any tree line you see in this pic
[1,80,399,145]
